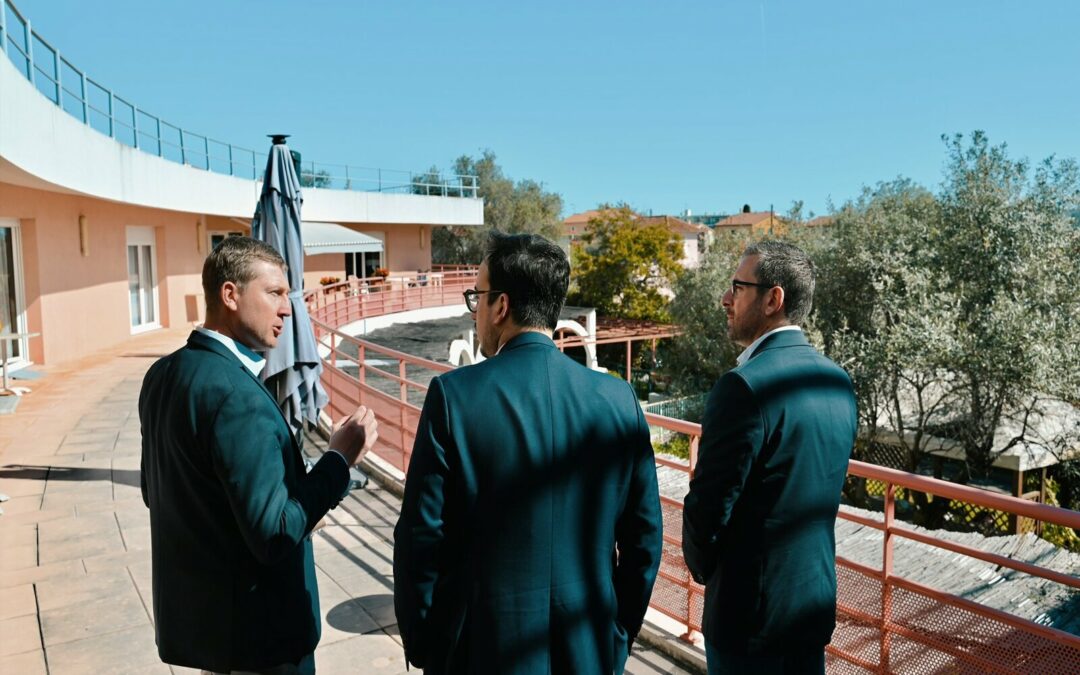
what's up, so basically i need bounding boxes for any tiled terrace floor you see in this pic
[0,327,694,674]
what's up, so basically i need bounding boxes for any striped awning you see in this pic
[301,221,383,255]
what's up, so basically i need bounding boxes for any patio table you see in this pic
[0,332,41,396]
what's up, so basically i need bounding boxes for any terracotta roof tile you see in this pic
[715,211,776,227]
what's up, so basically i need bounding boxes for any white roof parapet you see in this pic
[0,32,483,226]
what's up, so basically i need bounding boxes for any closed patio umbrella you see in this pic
[251,135,328,440]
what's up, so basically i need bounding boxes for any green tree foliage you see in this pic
[429,150,563,264]
[411,166,462,197]
[663,228,754,394]
[567,205,683,322]
[299,168,332,188]
[822,134,1080,485]
[930,132,1080,478]
[669,133,1080,518]
[815,179,955,473]
[664,205,826,395]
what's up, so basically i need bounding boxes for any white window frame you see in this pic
[126,226,161,334]
[0,218,29,367]
[344,231,386,279]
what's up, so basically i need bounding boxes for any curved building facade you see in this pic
[0,0,482,366]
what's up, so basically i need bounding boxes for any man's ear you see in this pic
[492,292,511,325]
[764,286,786,318]
[220,281,240,311]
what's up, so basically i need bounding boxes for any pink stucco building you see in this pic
[0,2,482,369]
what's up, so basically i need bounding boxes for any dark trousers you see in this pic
[201,652,315,675]
[706,642,825,675]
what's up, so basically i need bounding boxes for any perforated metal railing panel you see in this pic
[834,561,1080,673]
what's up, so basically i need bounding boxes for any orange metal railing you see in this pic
[306,282,1080,673]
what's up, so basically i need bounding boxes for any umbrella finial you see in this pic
[269,134,290,145]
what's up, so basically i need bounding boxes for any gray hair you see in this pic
[743,240,816,324]
[202,236,286,312]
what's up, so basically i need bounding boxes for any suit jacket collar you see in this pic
[187,331,275,396]
[746,327,810,361]
[194,326,265,377]
[186,330,298,449]
[499,331,555,353]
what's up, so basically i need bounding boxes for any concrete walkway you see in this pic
[0,327,693,674]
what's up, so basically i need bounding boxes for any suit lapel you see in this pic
[186,332,300,454]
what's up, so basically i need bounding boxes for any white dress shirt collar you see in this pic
[195,327,266,377]
[736,325,803,367]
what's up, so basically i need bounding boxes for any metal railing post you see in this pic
[53,48,62,105]
[132,104,139,149]
[179,128,186,165]
[155,117,162,156]
[881,482,895,672]
[79,71,88,123]
[228,144,234,176]
[23,18,33,81]
[203,136,209,170]
[0,2,7,60]
[398,357,408,467]
[688,434,700,476]
[328,331,338,414]
[108,90,115,138]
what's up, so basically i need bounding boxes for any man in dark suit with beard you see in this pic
[683,241,858,674]
[394,231,663,675]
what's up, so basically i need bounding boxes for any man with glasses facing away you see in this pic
[394,231,663,675]
[682,241,857,674]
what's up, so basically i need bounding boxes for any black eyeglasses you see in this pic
[731,278,775,295]
[463,289,505,312]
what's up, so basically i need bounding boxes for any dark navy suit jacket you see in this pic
[682,329,857,655]
[140,330,349,672]
[394,332,663,675]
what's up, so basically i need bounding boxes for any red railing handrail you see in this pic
[640,418,1080,532]
[644,411,703,437]
[306,269,478,297]
[847,459,1080,528]
[555,330,682,348]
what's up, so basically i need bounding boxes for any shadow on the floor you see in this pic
[327,594,395,633]
[0,464,141,488]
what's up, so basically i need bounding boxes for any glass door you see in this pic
[126,227,159,332]
[0,219,27,363]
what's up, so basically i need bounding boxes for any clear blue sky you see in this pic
[15,0,1080,219]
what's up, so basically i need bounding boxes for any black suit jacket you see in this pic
[682,329,857,655]
[139,331,350,672]
[393,332,663,675]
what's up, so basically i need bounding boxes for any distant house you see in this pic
[714,209,785,235]
[561,209,602,244]
[806,215,835,228]
[637,215,712,269]
[561,210,712,268]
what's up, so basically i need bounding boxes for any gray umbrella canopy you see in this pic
[252,140,328,438]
